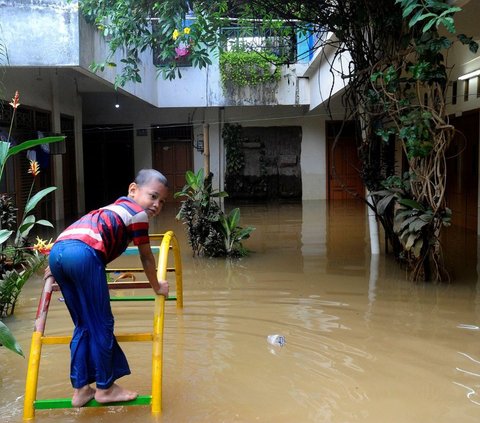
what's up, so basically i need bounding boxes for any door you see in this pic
[153,141,193,203]
[327,121,364,200]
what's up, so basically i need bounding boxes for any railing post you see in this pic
[23,275,55,420]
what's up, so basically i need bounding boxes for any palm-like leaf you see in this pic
[0,320,24,356]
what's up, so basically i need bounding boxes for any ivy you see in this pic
[219,50,281,88]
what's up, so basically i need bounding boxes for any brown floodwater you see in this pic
[2,200,480,422]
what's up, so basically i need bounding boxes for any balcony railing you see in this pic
[153,22,321,67]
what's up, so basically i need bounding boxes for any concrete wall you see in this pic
[156,61,310,108]
[0,0,80,66]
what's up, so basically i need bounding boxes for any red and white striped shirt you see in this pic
[55,197,149,263]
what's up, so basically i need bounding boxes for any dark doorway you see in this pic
[327,121,364,201]
[443,110,479,280]
[83,124,134,211]
[60,115,78,221]
[446,111,479,231]
[228,126,302,200]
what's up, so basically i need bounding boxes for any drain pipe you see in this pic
[367,191,380,255]
[203,123,210,176]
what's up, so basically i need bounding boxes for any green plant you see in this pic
[0,252,47,317]
[175,168,254,257]
[373,172,451,280]
[223,123,245,194]
[175,169,227,257]
[394,198,451,258]
[219,49,281,88]
[218,208,255,257]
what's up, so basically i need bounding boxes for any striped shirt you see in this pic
[55,196,150,263]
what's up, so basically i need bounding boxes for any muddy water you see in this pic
[2,200,480,422]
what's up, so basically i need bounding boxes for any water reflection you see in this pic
[2,200,480,422]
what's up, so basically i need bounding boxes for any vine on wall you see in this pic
[223,123,245,194]
[219,50,281,88]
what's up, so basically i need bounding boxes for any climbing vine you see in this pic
[223,123,245,193]
[219,50,281,88]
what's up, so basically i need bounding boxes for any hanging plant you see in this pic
[219,50,281,88]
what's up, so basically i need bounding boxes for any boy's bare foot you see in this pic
[94,383,138,404]
[72,385,96,407]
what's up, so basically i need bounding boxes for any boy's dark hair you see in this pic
[135,169,168,188]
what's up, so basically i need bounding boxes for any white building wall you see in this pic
[1,0,80,66]
[301,117,327,199]
[156,60,310,108]
[301,36,351,112]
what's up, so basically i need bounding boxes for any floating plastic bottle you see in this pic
[267,334,286,347]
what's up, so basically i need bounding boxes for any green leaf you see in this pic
[228,208,240,231]
[0,141,10,166]
[376,193,396,215]
[411,237,423,257]
[408,9,425,27]
[402,3,421,19]
[7,136,65,158]
[24,187,57,215]
[0,320,24,357]
[405,233,419,250]
[422,18,437,33]
[236,226,255,240]
[185,170,198,188]
[440,16,455,33]
[398,198,424,210]
[35,219,54,227]
[18,215,35,237]
[0,229,13,244]
[399,215,418,232]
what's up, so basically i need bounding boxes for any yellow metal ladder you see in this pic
[23,231,183,420]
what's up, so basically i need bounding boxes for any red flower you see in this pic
[9,91,20,109]
[28,160,40,177]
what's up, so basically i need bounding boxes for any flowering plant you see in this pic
[172,26,193,59]
[31,237,54,256]
[0,91,64,356]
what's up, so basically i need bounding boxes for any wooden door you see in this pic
[327,121,364,200]
[153,141,192,203]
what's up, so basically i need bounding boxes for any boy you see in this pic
[48,169,169,407]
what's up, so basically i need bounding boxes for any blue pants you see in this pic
[49,240,131,389]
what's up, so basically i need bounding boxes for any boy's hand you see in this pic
[156,281,169,297]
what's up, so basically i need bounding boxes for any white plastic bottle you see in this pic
[267,334,286,347]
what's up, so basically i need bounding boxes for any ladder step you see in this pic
[110,295,177,302]
[42,333,153,344]
[34,395,152,409]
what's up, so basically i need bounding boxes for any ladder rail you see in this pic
[23,231,182,419]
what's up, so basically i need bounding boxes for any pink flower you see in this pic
[175,45,190,59]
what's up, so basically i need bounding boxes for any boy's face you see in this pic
[128,180,168,217]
